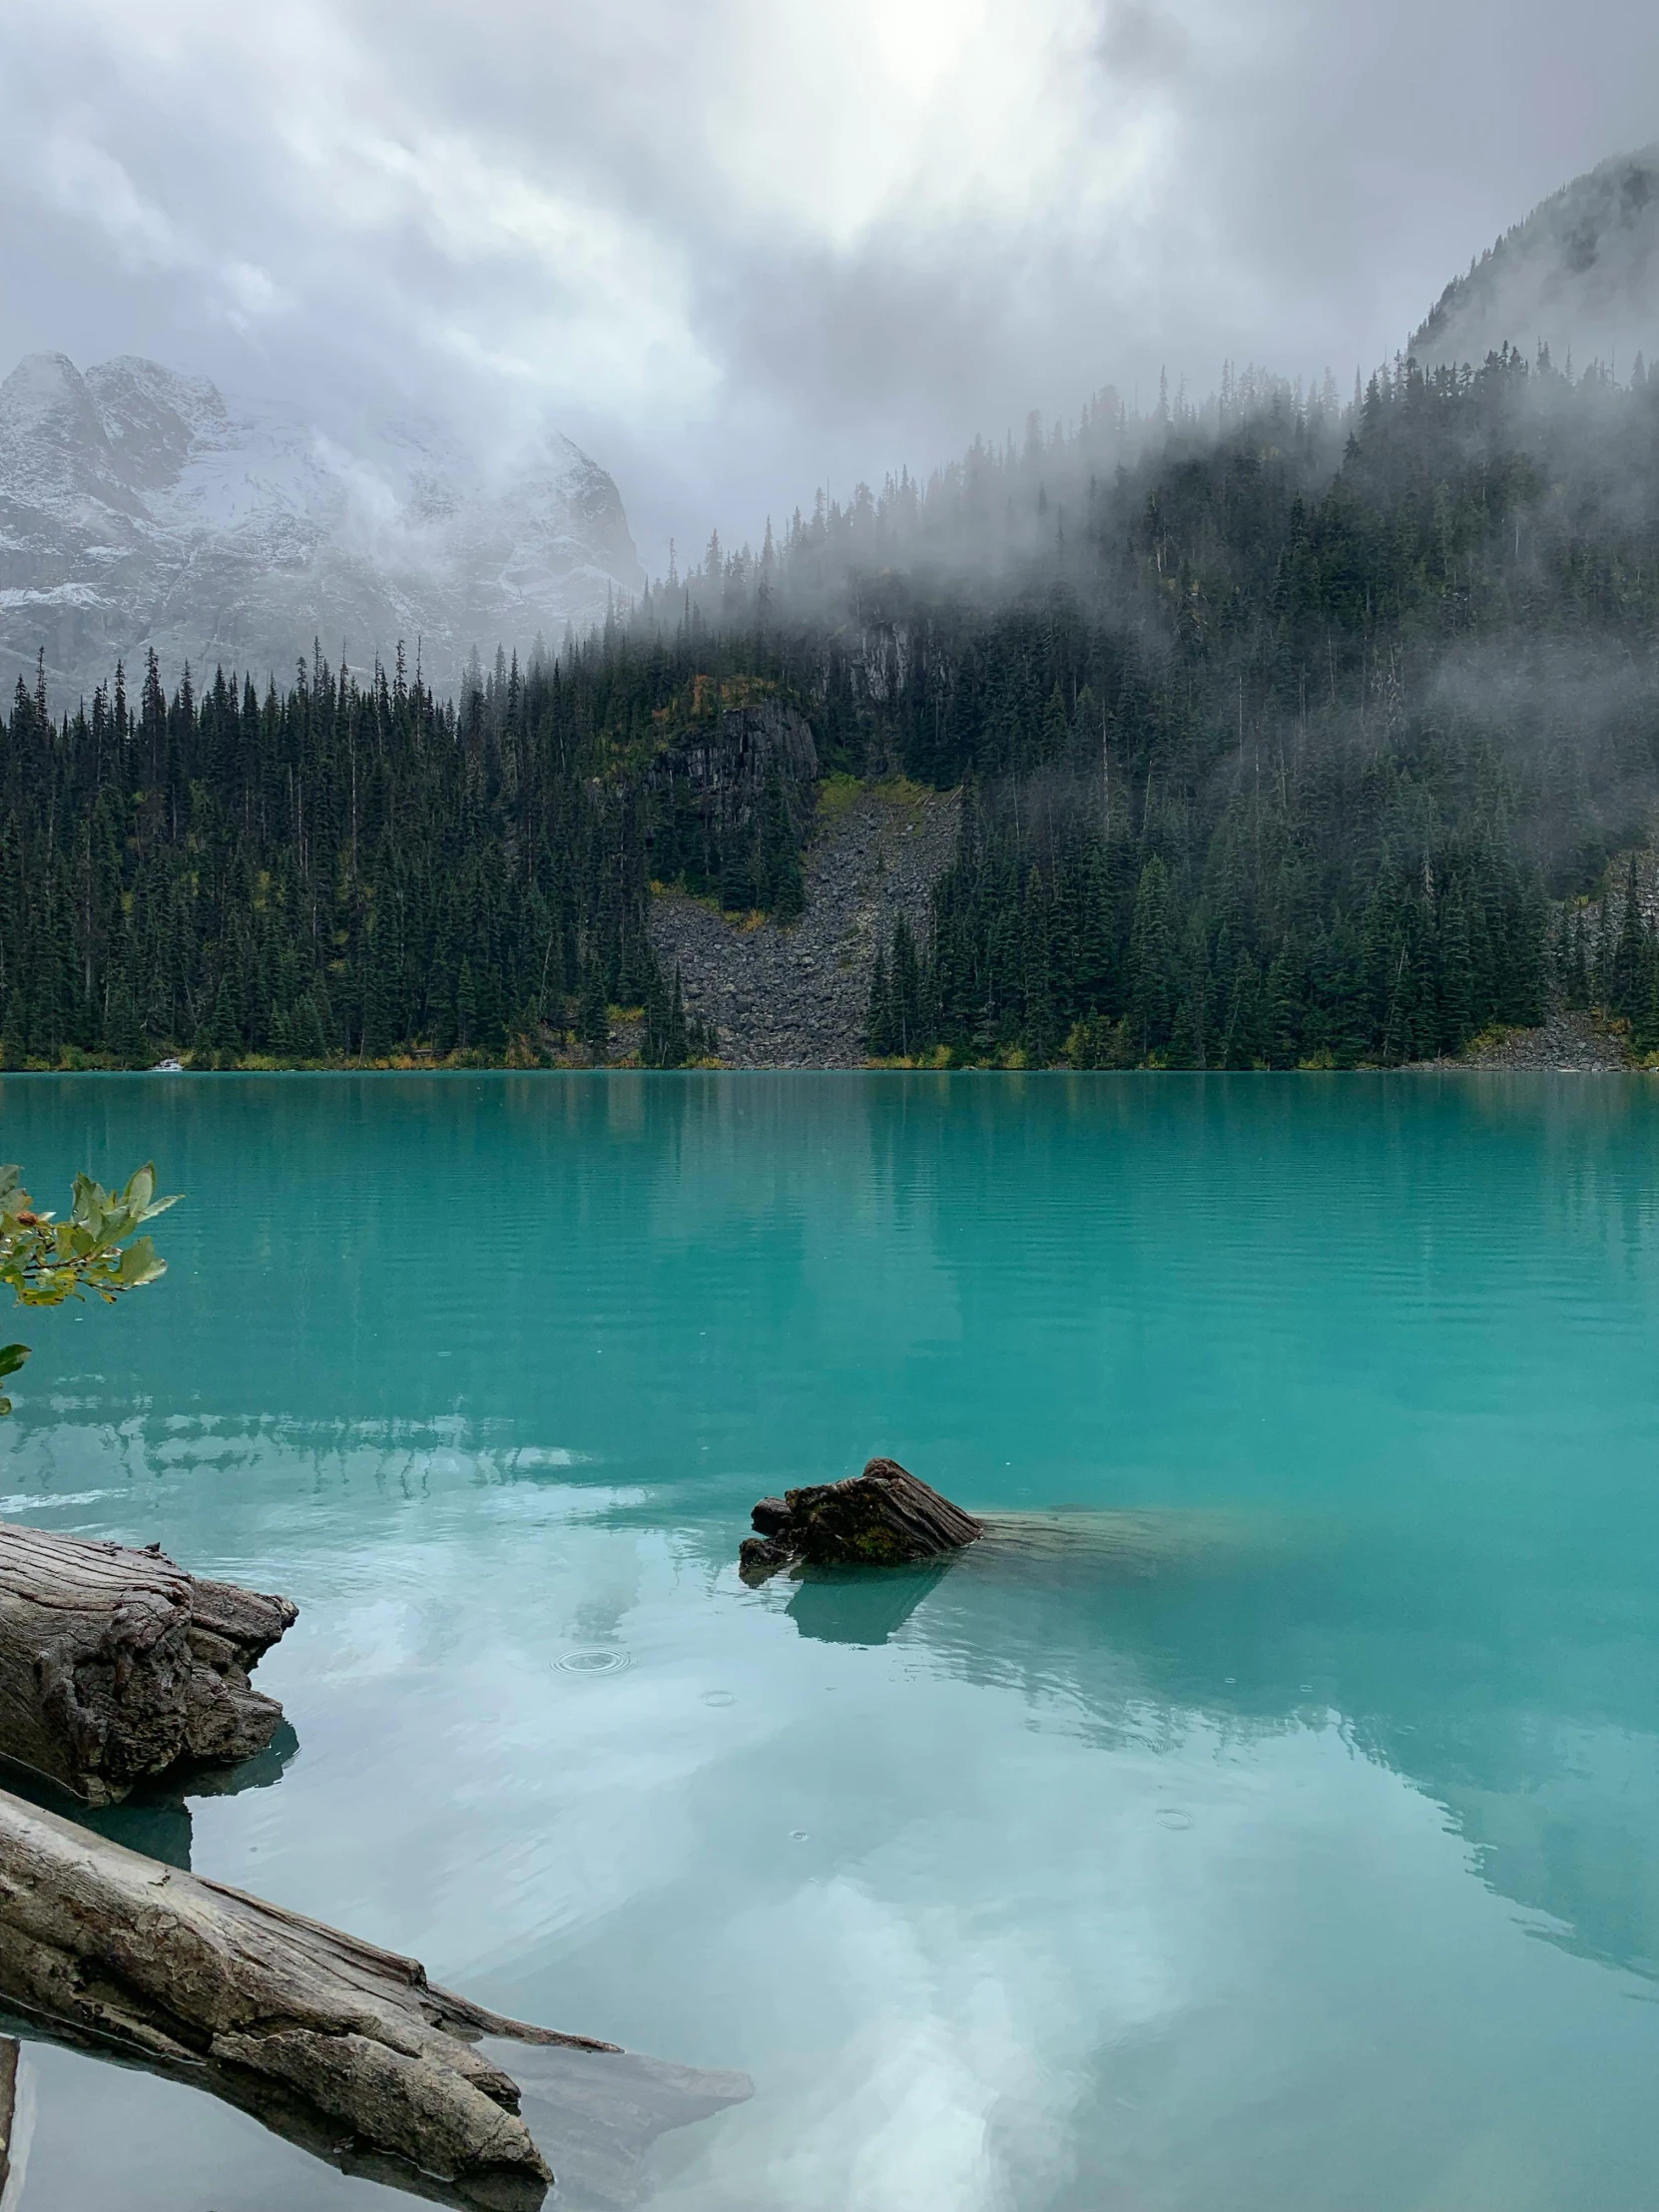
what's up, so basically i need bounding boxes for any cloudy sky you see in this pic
[2,0,1656,568]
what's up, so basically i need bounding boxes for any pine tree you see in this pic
[1263,946,1303,1067]
[757,759,805,922]
[578,966,609,1064]
[1128,857,1176,1060]
[104,978,147,1067]
[1438,881,1475,1051]
[195,974,242,1069]
[865,944,893,1058]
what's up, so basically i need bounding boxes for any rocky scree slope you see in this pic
[1402,1008,1629,1072]
[0,351,643,702]
[649,784,960,1067]
[1456,1010,1629,1070]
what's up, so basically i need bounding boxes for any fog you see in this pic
[3,0,1659,569]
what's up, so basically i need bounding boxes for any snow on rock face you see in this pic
[0,352,644,701]
[0,352,137,516]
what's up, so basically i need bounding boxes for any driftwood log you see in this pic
[0,1521,296,1805]
[740,1457,981,1579]
[0,1788,748,2209]
[0,2032,15,2201]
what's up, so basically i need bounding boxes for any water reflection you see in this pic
[771,1504,1659,1985]
[0,2004,748,2212]
[0,1727,750,2212]
[0,1722,299,1870]
[785,1563,948,1645]
[4,1074,1659,2209]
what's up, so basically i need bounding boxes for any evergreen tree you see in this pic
[578,967,609,1063]
[1128,858,1176,1059]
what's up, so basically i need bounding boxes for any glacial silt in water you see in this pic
[2,1071,1658,2210]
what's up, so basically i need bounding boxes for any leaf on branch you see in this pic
[116,1239,167,1288]
[0,1338,28,1415]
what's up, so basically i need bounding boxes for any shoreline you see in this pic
[2,1011,1643,1078]
[0,1063,1650,1080]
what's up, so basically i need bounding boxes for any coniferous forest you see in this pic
[4,344,1659,1069]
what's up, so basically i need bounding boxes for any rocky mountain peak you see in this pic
[83,356,231,491]
[0,351,133,513]
[0,350,644,702]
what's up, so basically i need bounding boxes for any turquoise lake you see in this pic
[3,1071,1659,2210]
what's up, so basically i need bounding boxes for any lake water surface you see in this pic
[3,1072,1659,2211]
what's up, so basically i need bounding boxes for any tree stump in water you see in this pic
[0,1521,296,1805]
[0,1787,640,2209]
[740,1458,981,1579]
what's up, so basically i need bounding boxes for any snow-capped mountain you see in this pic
[1414,146,1659,372]
[0,351,645,702]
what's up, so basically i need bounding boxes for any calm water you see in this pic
[3,1072,1659,2211]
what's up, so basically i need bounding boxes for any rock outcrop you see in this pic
[740,1459,981,1579]
[651,702,819,842]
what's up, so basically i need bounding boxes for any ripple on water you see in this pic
[554,1648,630,1675]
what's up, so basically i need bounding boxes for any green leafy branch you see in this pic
[1,1163,179,1414]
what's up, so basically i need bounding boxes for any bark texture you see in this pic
[0,1521,296,1805]
[0,1788,620,2208]
[0,2032,15,2202]
[740,1458,981,1578]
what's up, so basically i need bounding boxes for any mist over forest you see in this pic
[5,150,1659,1073]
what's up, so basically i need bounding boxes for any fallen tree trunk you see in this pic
[740,1457,981,1578]
[0,1789,751,2209]
[0,2032,15,2201]
[0,1521,296,1804]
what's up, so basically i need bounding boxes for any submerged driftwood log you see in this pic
[0,1788,754,2210]
[740,1457,981,1579]
[0,2031,16,2201]
[0,1521,296,1805]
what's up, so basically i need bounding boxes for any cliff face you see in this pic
[654,702,820,835]
[643,697,822,920]
[0,351,644,702]
[1414,147,1659,371]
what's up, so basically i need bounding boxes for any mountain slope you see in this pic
[650,784,960,1067]
[0,352,643,701]
[1414,146,1659,370]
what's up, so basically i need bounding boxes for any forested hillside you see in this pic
[0,647,687,1067]
[2,345,1658,1069]
[854,349,1659,1067]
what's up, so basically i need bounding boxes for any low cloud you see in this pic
[2,0,1658,565]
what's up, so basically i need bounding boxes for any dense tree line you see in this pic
[866,775,1547,1067]
[1565,855,1659,1053]
[0,644,713,1067]
[2,344,1657,1069]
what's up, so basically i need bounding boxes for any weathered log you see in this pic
[0,1521,296,1805]
[0,1788,749,2209]
[740,1457,981,1579]
[0,2032,16,2201]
